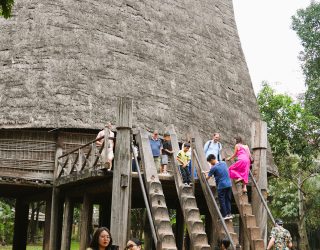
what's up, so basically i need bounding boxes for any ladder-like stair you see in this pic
[136,129,177,250]
[232,182,265,249]
[168,127,211,250]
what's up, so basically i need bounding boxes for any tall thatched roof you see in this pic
[0,0,277,174]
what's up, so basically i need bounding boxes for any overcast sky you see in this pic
[232,0,314,97]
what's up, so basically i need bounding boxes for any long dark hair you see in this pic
[234,136,243,144]
[89,227,113,250]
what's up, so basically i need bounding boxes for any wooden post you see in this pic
[110,97,133,249]
[43,198,52,250]
[251,121,268,245]
[80,193,93,250]
[61,197,74,250]
[49,135,64,250]
[12,199,29,250]
[176,206,184,250]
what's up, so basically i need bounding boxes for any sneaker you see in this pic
[188,182,193,186]
[227,214,234,219]
[184,183,190,186]
[224,215,233,220]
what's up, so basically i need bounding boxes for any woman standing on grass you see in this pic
[226,136,251,193]
[87,227,116,250]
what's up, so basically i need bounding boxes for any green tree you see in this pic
[257,83,319,250]
[292,3,320,140]
[0,199,15,244]
[0,0,13,18]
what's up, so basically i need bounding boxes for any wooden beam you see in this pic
[110,97,133,249]
[12,199,29,250]
[251,121,268,245]
[80,193,93,250]
[61,197,74,250]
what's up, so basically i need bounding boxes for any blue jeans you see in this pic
[218,187,232,217]
[179,166,191,184]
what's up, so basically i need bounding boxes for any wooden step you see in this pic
[244,214,256,228]
[248,227,261,240]
[253,239,265,249]
[185,207,201,221]
[241,202,253,215]
[181,195,197,208]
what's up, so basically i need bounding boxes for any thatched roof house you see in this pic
[0,0,277,175]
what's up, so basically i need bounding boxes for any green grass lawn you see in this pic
[0,241,80,250]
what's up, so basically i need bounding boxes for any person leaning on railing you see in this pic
[96,122,115,171]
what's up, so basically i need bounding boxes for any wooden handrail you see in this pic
[249,170,275,225]
[58,136,115,159]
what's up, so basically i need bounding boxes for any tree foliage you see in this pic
[0,0,14,19]
[257,83,320,228]
[0,199,15,244]
[292,3,320,134]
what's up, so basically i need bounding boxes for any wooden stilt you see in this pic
[176,206,184,250]
[79,193,93,250]
[43,197,52,250]
[12,199,29,250]
[61,197,74,250]
[110,97,133,249]
[251,121,268,245]
[49,137,64,250]
[49,187,63,250]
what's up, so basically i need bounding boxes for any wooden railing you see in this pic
[56,134,114,179]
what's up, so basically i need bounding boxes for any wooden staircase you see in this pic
[190,126,239,249]
[136,129,177,250]
[168,127,211,250]
[232,182,265,249]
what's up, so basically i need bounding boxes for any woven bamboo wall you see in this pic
[0,130,56,182]
[0,130,97,184]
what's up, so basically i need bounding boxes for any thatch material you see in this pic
[0,0,277,175]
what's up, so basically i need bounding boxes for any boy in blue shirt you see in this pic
[205,154,232,220]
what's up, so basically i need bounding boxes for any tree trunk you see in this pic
[298,174,309,250]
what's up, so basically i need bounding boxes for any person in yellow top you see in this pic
[177,143,191,186]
